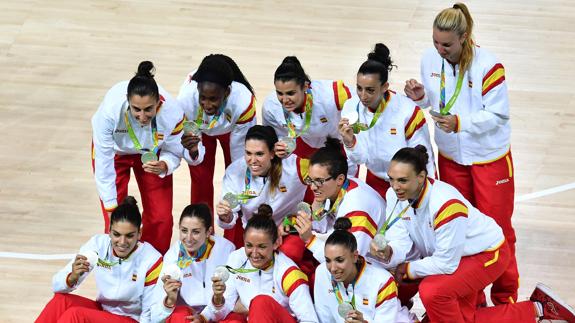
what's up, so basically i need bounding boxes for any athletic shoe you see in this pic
[530,283,575,322]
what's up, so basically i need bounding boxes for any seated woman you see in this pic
[314,217,415,323]
[205,204,318,323]
[370,145,575,323]
[151,203,235,322]
[293,138,386,262]
[36,197,162,323]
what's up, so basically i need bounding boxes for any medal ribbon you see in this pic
[177,241,208,269]
[124,108,159,154]
[284,89,313,138]
[242,168,265,201]
[439,59,464,115]
[352,93,388,133]
[312,179,350,221]
[331,278,356,309]
[224,256,274,274]
[195,100,226,130]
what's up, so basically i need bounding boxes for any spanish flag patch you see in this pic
[390,128,397,135]
[132,273,137,281]
[279,185,287,193]
[363,298,369,305]
[320,117,328,123]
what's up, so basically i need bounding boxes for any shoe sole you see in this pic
[535,283,575,321]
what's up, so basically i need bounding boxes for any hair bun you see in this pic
[136,61,155,78]
[367,43,394,72]
[122,196,138,207]
[333,217,352,231]
[255,204,274,218]
[323,137,342,151]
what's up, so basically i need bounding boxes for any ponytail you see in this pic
[358,43,396,84]
[274,56,311,87]
[127,61,159,101]
[192,54,254,94]
[325,217,357,252]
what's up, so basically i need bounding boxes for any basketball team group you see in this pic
[35,3,575,323]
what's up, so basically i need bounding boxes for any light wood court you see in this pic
[1,0,574,321]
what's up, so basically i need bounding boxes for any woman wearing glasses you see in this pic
[403,3,518,305]
[339,43,435,200]
[292,138,386,262]
[151,204,234,323]
[36,197,163,323]
[314,217,415,323]
[205,204,318,323]
[178,54,257,215]
[91,61,190,254]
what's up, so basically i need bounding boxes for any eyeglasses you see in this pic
[304,176,333,187]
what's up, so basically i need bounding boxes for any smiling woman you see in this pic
[313,217,415,323]
[150,203,235,323]
[215,125,309,248]
[36,197,163,322]
[91,61,188,254]
[177,54,257,217]
[203,204,318,323]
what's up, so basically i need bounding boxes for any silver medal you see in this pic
[337,302,354,318]
[297,202,312,217]
[183,121,202,136]
[279,136,297,154]
[141,151,158,164]
[212,266,230,282]
[223,192,239,209]
[373,233,388,250]
[163,263,182,281]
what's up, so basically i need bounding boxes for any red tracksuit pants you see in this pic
[93,151,173,254]
[366,170,391,201]
[438,151,518,304]
[218,295,297,323]
[401,241,536,323]
[36,293,137,323]
[190,132,232,213]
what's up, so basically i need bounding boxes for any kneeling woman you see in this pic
[205,204,318,323]
[314,217,415,323]
[36,197,163,323]
[371,146,575,323]
[151,204,235,322]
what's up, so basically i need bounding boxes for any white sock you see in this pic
[534,301,544,318]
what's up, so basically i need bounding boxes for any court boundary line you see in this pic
[1,181,574,260]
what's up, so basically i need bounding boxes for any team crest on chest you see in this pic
[132,273,138,281]
[390,128,397,135]
[279,185,287,193]
[319,116,328,123]
[362,297,369,305]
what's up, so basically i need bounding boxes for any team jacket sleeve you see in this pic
[150,246,179,322]
[91,106,119,210]
[305,235,325,263]
[407,199,468,279]
[217,165,242,229]
[313,266,334,323]
[158,113,185,177]
[230,94,257,161]
[52,236,99,293]
[372,276,400,323]
[458,63,510,135]
[345,211,379,256]
[139,256,164,323]
[331,80,352,111]
[282,266,319,323]
[404,106,436,177]
[205,263,238,321]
